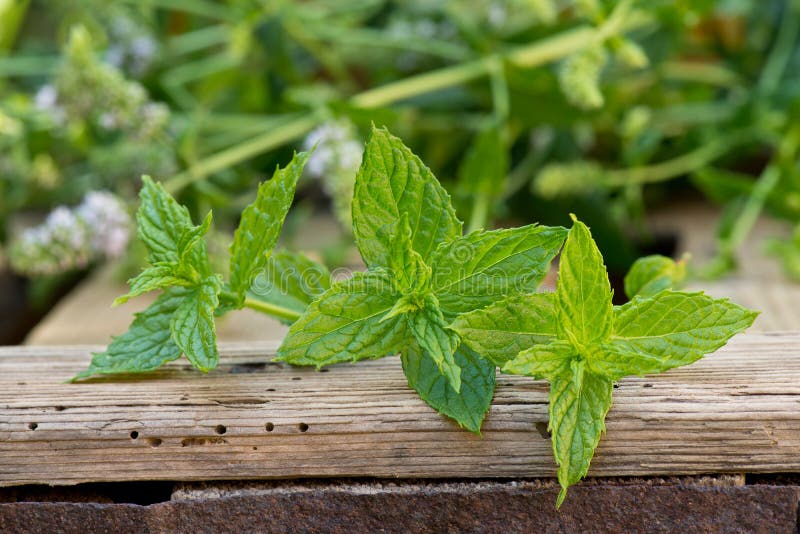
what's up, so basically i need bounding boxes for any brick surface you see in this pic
[0,479,797,533]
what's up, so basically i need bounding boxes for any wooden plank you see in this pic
[1,333,799,487]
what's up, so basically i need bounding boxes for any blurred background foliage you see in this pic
[1,0,800,299]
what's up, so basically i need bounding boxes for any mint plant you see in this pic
[75,126,756,510]
[74,152,310,379]
[277,127,567,431]
[451,216,757,506]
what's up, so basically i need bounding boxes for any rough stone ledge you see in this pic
[0,476,797,533]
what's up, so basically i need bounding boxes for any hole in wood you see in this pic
[146,438,162,447]
[181,437,226,447]
[319,368,330,373]
[130,431,139,440]
[613,384,620,389]
[535,422,550,439]
[266,388,275,392]
[27,422,38,431]
[298,423,309,433]
[215,425,227,435]
[265,422,274,432]
[643,383,653,388]
[292,377,302,381]
[54,406,66,412]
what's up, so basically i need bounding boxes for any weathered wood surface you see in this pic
[1,333,799,487]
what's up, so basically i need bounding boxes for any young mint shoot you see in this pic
[73,152,310,380]
[451,215,757,506]
[277,127,567,432]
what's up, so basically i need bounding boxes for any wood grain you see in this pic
[1,333,799,487]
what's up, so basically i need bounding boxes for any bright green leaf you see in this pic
[74,288,189,380]
[450,293,558,366]
[591,291,758,379]
[137,175,194,265]
[624,254,687,299]
[170,275,222,372]
[276,271,407,367]
[383,213,431,293]
[549,361,613,508]
[432,224,566,317]
[556,216,613,347]
[402,344,495,434]
[352,127,462,268]
[114,264,191,306]
[229,151,308,302]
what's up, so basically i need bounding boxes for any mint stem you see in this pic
[242,296,302,323]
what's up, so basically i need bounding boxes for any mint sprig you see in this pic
[452,215,757,505]
[277,127,567,432]
[75,153,309,379]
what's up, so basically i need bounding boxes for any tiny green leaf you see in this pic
[229,151,309,303]
[113,264,191,306]
[431,224,566,317]
[352,127,462,268]
[384,213,431,294]
[137,176,194,265]
[402,344,495,434]
[624,254,687,299]
[276,271,407,367]
[449,293,558,366]
[74,288,190,380]
[556,215,613,347]
[170,275,222,372]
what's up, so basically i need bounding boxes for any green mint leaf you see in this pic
[402,344,495,434]
[352,127,462,268]
[556,215,613,347]
[113,265,191,306]
[549,361,613,508]
[450,293,558,366]
[431,225,566,317]
[176,211,213,276]
[590,291,758,379]
[407,297,461,392]
[276,271,407,367]
[228,151,308,303]
[624,254,687,299]
[502,341,573,380]
[137,175,194,265]
[383,213,431,293]
[170,275,222,372]
[247,249,331,319]
[74,288,190,380]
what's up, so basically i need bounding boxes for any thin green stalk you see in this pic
[164,113,321,193]
[467,195,491,234]
[758,0,799,96]
[720,165,781,259]
[243,297,302,322]
[219,290,302,322]
[605,130,757,186]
